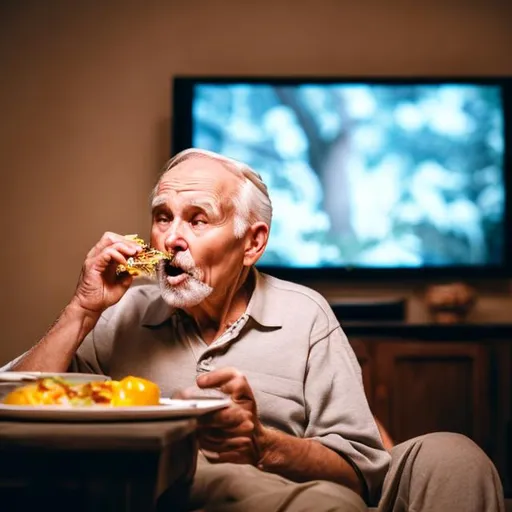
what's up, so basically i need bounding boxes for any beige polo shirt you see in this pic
[71,270,389,502]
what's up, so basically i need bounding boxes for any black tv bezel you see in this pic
[171,75,512,282]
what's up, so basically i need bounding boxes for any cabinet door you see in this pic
[373,341,489,450]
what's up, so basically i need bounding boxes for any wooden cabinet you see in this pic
[343,324,512,497]
[360,340,489,447]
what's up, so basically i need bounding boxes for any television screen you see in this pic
[172,77,511,279]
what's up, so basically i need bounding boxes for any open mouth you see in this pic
[164,260,188,278]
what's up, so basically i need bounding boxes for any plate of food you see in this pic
[0,374,231,421]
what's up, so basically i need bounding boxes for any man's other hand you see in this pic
[195,367,267,466]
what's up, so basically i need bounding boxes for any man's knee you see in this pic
[290,480,367,512]
[397,431,496,479]
[386,432,505,511]
[192,459,368,512]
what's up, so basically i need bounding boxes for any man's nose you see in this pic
[164,225,188,253]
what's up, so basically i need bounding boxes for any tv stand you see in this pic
[329,297,406,323]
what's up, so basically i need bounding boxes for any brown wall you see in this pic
[1,0,512,364]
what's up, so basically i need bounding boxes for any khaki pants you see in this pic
[378,432,504,512]
[187,433,505,512]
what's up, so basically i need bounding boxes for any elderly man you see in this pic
[6,149,504,511]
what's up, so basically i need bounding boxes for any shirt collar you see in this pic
[140,268,283,329]
[245,268,283,329]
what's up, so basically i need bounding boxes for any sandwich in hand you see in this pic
[116,234,172,277]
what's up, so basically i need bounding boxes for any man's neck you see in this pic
[186,268,254,345]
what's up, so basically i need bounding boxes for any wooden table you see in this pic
[0,418,198,512]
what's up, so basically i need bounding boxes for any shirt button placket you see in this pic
[196,356,214,374]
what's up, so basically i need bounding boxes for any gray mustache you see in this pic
[170,253,195,272]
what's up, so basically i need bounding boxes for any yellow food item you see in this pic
[111,376,161,407]
[116,234,172,277]
[2,376,160,407]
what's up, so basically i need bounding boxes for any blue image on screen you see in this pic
[191,83,505,269]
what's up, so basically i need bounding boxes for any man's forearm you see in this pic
[11,301,101,373]
[258,428,363,497]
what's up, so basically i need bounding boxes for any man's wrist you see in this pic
[66,298,102,324]
[256,426,283,472]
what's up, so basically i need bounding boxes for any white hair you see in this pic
[151,148,273,238]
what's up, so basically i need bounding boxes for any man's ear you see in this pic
[243,222,269,266]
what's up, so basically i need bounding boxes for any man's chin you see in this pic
[161,293,203,309]
[158,278,212,309]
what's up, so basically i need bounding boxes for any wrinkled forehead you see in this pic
[154,158,240,206]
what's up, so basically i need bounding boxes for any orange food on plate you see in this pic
[2,376,160,407]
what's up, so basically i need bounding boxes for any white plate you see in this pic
[0,372,110,382]
[0,398,231,422]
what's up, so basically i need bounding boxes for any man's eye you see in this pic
[156,215,170,224]
[191,217,207,227]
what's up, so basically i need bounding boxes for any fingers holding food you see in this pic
[81,233,171,282]
[84,235,142,275]
[85,232,140,260]
[72,233,170,314]
[115,235,172,277]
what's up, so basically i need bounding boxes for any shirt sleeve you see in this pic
[69,315,110,375]
[0,342,100,375]
[304,312,390,505]
[0,353,26,371]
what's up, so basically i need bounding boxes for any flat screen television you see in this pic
[172,76,512,281]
